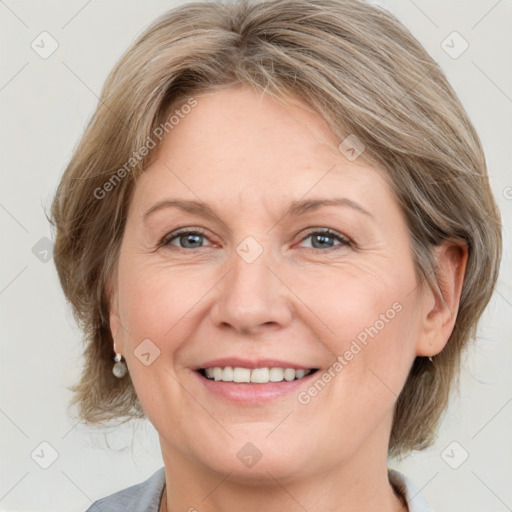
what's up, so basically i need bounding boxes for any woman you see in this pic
[50,0,502,511]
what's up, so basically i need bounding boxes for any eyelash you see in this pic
[159,227,352,252]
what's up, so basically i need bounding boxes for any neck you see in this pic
[158,425,407,512]
[160,472,406,512]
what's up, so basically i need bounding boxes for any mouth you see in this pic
[191,358,322,403]
[197,366,320,383]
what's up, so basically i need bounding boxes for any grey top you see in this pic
[85,467,433,512]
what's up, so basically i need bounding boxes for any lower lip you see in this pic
[193,370,318,404]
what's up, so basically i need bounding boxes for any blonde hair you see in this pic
[50,0,502,456]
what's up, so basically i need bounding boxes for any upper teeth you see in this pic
[203,367,312,383]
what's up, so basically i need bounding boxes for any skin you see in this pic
[109,85,467,512]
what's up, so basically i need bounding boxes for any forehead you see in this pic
[132,86,396,217]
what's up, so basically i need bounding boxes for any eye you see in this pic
[161,229,213,249]
[159,227,351,251]
[297,229,351,250]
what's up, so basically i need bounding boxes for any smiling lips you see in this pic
[200,366,317,383]
[194,359,321,403]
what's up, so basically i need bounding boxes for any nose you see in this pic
[209,245,293,335]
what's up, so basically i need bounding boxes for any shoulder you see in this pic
[84,467,166,512]
[389,469,434,512]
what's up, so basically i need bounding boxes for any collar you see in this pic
[389,469,434,512]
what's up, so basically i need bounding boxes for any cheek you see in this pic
[287,262,408,341]
[117,259,210,344]
[114,259,205,433]
[289,260,419,389]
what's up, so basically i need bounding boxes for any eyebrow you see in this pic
[143,197,373,223]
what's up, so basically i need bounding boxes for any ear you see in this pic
[416,239,468,357]
[106,276,125,355]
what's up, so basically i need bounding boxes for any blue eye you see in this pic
[160,228,350,251]
[299,230,350,250]
[162,230,211,249]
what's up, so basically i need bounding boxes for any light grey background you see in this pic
[0,1,511,511]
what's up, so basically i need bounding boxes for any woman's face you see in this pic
[110,86,432,482]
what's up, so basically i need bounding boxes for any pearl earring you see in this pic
[112,352,128,378]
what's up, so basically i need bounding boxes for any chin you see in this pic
[183,428,321,485]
